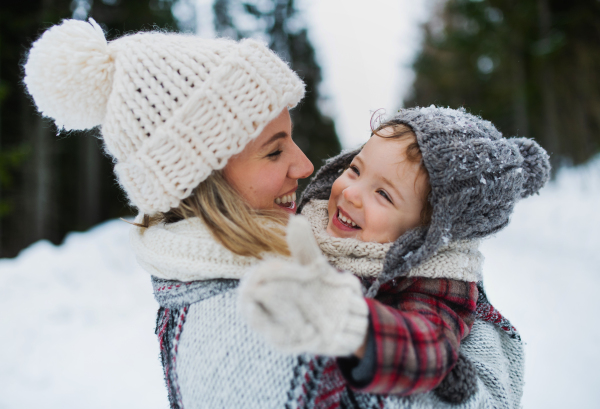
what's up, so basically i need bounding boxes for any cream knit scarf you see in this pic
[302,200,483,282]
[130,201,484,283]
[130,216,261,282]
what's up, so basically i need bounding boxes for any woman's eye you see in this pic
[349,165,360,175]
[378,189,393,203]
[266,149,282,159]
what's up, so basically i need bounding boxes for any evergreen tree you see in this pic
[213,0,341,189]
[0,0,181,257]
[1,0,339,257]
[405,0,600,167]
[1,0,73,257]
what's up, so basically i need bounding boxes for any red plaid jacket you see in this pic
[338,276,478,396]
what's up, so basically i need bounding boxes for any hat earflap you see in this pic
[367,196,467,298]
[298,148,360,212]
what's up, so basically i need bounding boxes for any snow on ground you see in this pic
[0,157,599,408]
[481,157,600,409]
[0,222,169,408]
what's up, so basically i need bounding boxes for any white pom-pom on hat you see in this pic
[24,22,306,214]
[24,18,114,130]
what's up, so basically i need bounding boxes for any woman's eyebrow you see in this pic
[260,131,288,149]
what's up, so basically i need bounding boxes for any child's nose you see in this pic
[342,186,362,208]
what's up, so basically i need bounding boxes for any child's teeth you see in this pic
[337,211,357,227]
[292,192,296,201]
[275,197,281,204]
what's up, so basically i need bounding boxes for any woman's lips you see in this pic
[274,190,297,214]
[276,200,297,214]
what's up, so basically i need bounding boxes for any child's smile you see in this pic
[332,207,361,230]
[326,129,428,243]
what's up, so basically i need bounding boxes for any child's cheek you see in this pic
[330,175,347,201]
[327,175,347,220]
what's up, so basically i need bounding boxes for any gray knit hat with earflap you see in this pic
[299,105,551,298]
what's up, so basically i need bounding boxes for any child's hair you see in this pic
[371,120,433,226]
[137,171,290,259]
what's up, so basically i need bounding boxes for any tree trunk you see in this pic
[511,51,530,137]
[32,115,55,241]
[537,0,560,159]
[78,134,102,228]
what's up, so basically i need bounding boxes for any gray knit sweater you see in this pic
[135,105,538,409]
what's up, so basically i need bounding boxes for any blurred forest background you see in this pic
[1,0,599,258]
[406,0,600,168]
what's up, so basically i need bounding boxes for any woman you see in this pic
[24,19,522,409]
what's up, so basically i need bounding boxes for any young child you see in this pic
[240,106,551,406]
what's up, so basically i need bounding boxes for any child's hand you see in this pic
[238,216,368,356]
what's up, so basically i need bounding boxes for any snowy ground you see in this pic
[481,157,600,409]
[0,221,168,408]
[1,157,599,408]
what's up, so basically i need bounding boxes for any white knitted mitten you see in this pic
[239,216,369,356]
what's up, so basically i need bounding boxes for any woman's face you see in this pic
[223,108,314,214]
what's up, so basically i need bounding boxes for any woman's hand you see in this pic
[238,216,369,356]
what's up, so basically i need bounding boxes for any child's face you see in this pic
[326,130,428,243]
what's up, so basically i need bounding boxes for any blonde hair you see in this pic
[138,171,290,258]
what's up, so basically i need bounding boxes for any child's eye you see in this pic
[349,165,360,175]
[266,149,282,159]
[377,189,393,203]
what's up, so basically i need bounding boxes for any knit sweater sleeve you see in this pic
[337,277,478,395]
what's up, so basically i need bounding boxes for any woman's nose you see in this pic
[288,143,314,180]
[342,185,362,208]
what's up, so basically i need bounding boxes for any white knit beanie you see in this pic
[24,19,305,215]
